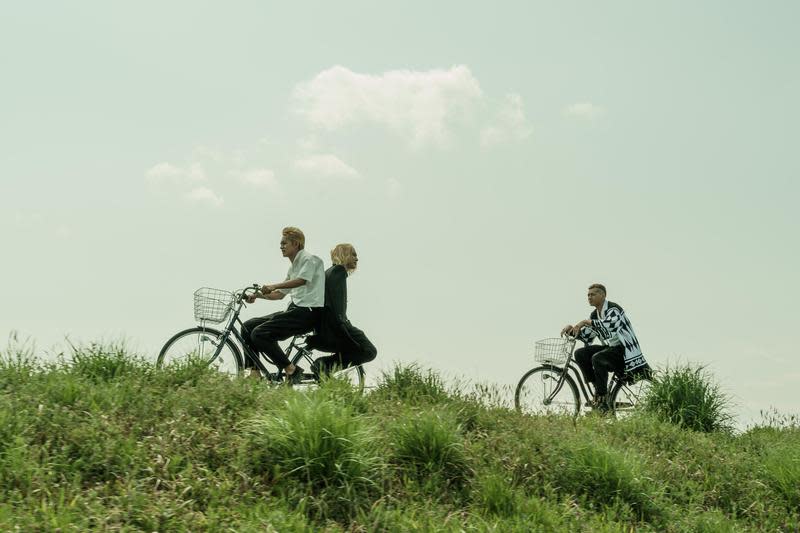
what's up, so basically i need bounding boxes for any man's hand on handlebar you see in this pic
[243,284,262,304]
[261,285,276,295]
[568,319,592,337]
[560,324,574,337]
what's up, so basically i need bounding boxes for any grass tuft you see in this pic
[642,364,733,433]
[390,409,471,487]
[242,392,381,520]
[375,363,449,404]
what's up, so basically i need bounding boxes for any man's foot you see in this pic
[589,394,609,412]
[285,365,305,385]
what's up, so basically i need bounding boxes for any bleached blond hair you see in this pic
[282,226,305,249]
[330,243,357,273]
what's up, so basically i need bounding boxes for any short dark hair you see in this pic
[588,283,606,294]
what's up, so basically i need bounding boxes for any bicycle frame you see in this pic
[543,337,625,407]
[204,286,313,379]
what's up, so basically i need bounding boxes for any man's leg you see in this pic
[591,346,626,396]
[339,324,377,367]
[250,305,317,369]
[574,345,604,390]
[241,313,281,369]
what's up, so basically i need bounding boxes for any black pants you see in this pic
[314,323,377,373]
[574,344,625,396]
[240,304,319,369]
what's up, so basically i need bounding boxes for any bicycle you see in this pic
[156,285,365,390]
[514,336,651,418]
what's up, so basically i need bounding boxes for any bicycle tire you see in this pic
[515,365,580,416]
[157,326,244,376]
[609,376,652,419]
[335,364,366,393]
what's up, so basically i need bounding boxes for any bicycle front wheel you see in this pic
[609,377,652,419]
[515,366,580,416]
[157,327,243,376]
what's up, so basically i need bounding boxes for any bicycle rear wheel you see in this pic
[515,366,580,416]
[609,376,652,419]
[157,327,243,376]
[279,363,366,393]
[330,364,366,393]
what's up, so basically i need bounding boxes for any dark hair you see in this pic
[588,283,606,294]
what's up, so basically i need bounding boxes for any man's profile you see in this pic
[240,226,325,382]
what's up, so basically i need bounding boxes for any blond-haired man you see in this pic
[241,226,325,382]
[307,243,377,376]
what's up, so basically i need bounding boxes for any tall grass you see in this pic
[642,364,733,432]
[0,349,798,531]
[390,409,471,488]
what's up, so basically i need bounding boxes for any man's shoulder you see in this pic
[607,301,624,313]
[297,249,323,265]
[326,264,346,277]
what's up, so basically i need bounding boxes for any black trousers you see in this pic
[314,323,377,373]
[240,304,319,369]
[574,344,625,396]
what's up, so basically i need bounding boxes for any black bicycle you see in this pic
[514,336,651,418]
[156,285,365,390]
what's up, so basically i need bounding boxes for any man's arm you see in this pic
[263,278,306,294]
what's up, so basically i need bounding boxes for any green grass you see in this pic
[0,344,798,531]
[642,364,733,433]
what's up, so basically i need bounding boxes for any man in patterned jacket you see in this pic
[560,283,651,409]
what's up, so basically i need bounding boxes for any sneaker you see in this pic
[589,395,609,412]
[285,366,305,385]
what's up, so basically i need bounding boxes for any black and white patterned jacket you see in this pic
[578,301,648,373]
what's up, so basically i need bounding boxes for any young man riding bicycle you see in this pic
[561,283,651,411]
[240,226,325,383]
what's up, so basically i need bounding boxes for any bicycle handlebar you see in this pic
[235,284,262,302]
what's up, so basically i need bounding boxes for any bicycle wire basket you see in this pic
[533,337,574,365]
[193,287,235,324]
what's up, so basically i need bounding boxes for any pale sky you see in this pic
[2,1,798,425]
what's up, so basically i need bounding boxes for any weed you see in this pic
[642,364,733,433]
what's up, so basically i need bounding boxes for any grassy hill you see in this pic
[1,342,798,531]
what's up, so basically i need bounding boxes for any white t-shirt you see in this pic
[277,249,325,307]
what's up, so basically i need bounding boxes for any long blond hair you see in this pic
[330,243,356,273]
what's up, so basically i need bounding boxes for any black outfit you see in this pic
[574,344,626,396]
[241,304,319,368]
[575,301,651,397]
[306,264,377,373]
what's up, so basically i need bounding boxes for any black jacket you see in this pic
[306,265,360,353]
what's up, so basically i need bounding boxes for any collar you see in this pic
[290,248,307,264]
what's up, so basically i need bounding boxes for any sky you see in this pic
[2,1,798,425]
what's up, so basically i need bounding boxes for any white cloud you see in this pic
[386,178,402,198]
[55,225,72,239]
[185,187,223,208]
[236,168,278,189]
[480,93,533,147]
[564,102,606,120]
[292,65,483,147]
[294,154,359,179]
[145,162,206,186]
[13,211,45,228]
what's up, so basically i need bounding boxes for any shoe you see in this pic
[589,395,609,412]
[286,366,305,385]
